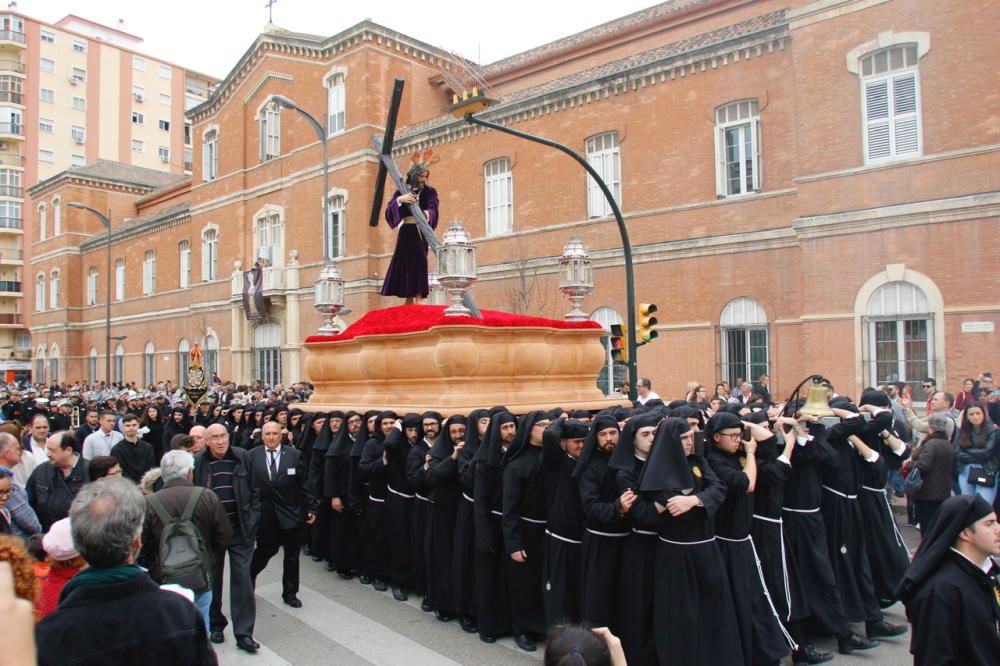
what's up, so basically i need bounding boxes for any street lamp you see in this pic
[437,219,477,316]
[68,202,112,385]
[450,93,641,401]
[558,236,594,322]
[270,94,343,334]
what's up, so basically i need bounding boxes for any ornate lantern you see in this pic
[427,268,447,306]
[436,219,477,316]
[558,236,594,322]
[313,262,345,334]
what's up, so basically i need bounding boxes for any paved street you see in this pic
[217,497,919,665]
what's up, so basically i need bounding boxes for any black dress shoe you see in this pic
[209,630,225,644]
[282,595,303,608]
[434,610,454,622]
[838,632,879,654]
[337,571,354,580]
[866,620,907,638]
[460,616,478,633]
[420,597,432,612]
[791,644,833,665]
[479,633,496,644]
[303,545,312,556]
[236,636,260,653]
[359,574,371,585]
[324,562,337,572]
[372,578,387,592]
[392,586,408,601]
[513,633,537,652]
[311,554,324,562]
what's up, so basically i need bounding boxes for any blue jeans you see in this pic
[195,590,212,632]
[886,468,904,494]
[957,465,998,505]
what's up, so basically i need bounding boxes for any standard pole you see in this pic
[322,134,329,263]
[463,114,639,402]
[105,210,111,386]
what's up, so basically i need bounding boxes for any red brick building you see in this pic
[27,0,1000,400]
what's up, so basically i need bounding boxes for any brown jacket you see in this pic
[139,477,232,582]
[911,435,955,501]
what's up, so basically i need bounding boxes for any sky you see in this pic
[21,0,664,79]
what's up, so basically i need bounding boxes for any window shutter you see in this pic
[892,73,919,155]
[864,78,891,160]
[714,126,727,197]
[202,141,210,178]
[753,117,762,191]
[587,152,603,217]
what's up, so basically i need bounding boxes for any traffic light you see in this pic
[636,303,658,345]
[609,323,628,363]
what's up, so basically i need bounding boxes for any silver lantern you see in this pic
[313,262,345,334]
[437,219,477,316]
[558,236,594,322]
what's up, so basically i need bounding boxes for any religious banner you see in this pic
[183,344,208,407]
[242,261,267,321]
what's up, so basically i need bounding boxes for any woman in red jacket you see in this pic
[35,517,86,621]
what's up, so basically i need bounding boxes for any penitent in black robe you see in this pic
[502,442,547,637]
[859,438,910,604]
[406,439,432,597]
[358,435,391,582]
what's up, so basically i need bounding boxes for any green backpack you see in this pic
[147,488,212,595]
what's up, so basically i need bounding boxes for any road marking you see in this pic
[256,582,463,666]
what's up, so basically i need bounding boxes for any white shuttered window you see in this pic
[484,158,512,236]
[861,45,921,162]
[586,132,621,218]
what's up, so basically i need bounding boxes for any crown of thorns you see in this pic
[409,149,440,170]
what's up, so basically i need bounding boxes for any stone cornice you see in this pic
[79,208,192,250]
[27,174,159,199]
[392,23,789,154]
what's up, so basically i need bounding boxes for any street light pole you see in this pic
[460,113,640,402]
[68,203,112,386]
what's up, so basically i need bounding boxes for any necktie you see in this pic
[268,450,278,479]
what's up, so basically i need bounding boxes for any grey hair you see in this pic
[69,477,145,568]
[0,432,17,453]
[159,449,195,482]
[927,412,952,437]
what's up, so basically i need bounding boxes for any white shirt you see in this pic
[11,453,36,489]
[636,391,660,405]
[82,429,124,460]
[27,439,47,467]
[265,445,281,480]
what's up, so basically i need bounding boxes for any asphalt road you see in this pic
[217,496,920,665]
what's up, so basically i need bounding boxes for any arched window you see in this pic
[35,273,45,311]
[37,202,46,240]
[34,345,45,384]
[858,44,922,162]
[325,71,346,135]
[715,100,761,197]
[52,196,61,235]
[327,194,346,259]
[143,341,155,387]
[114,343,125,384]
[142,250,156,294]
[258,101,280,161]
[178,241,191,289]
[591,306,625,396]
[115,258,125,301]
[201,228,218,281]
[88,346,98,384]
[252,323,281,386]
[865,281,932,391]
[484,157,513,236]
[48,344,60,384]
[86,266,98,305]
[720,297,769,388]
[177,338,190,384]
[203,334,219,378]
[254,209,283,266]
[49,270,60,309]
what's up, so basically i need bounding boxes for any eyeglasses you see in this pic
[0,488,12,497]
[719,431,742,440]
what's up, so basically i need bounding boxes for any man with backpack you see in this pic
[139,449,231,631]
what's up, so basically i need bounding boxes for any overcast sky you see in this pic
[21,0,662,78]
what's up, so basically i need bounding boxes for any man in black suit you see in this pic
[249,420,315,608]
[194,422,260,653]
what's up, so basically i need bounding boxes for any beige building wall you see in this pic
[97,42,121,163]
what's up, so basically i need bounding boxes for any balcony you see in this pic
[0,184,21,198]
[0,153,20,167]
[0,216,21,230]
[0,60,22,74]
[0,91,21,105]
[230,265,286,298]
[0,31,25,48]
[0,122,22,139]
[0,313,22,326]
[0,280,20,294]
[0,247,21,263]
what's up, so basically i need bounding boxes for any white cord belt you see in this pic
[546,529,583,545]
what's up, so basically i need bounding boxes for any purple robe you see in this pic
[381,186,439,298]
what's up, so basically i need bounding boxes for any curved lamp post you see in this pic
[67,202,112,385]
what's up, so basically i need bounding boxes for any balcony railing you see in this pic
[0,247,21,261]
[0,61,23,73]
[0,122,22,135]
[0,280,20,292]
[0,313,22,324]
[0,31,25,44]
[0,154,20,167]
[230,266,286,297]
[0,216,21,229]
[0,184,21,197]
[0,91,21,104]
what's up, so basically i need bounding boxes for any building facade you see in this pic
[0,9,216,381]
[28,0,1000,399]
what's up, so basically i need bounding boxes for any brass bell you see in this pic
[799,378,834,418]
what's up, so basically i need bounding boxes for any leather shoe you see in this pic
[867,620,907,638]
[337,571,354,580]
[311,554,324,562]
[372,578,387,592]
[420,598,432,612]
[479,634,496,644]
[392,586,408,601]
[209,630,224,645]
[236,636,260,653]
[838,632,879,654]
[324,562,337,572]
[359,575,371,585]
[514,633,537,652]
[792,644,833,665]
[434,610,454,622]
[282,595,303,608]
[460,616,478,633]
